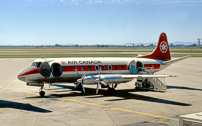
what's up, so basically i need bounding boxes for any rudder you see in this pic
[137,33,171,61]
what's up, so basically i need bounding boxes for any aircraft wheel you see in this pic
[113,84,117,88]
[135,83,140,88]
[39,91,45,97]
[107,88,116,95]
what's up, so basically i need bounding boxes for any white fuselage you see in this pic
[18,57,164,84]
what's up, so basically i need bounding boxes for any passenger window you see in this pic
[108,65,112,70]
[89,66,92,71]
[74,66,77,71]
[121,65,124,70]
[95,66,99,71]
[115,65,118,70]
[82,66,85,71]
[102,65,105,70]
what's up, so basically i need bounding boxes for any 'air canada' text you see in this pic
[68,61,102,64]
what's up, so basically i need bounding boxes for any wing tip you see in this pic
[169,75,178,77]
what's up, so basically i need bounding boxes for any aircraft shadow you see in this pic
[28,84,192,107]
[0,100,52,113]
[167,86,202,91]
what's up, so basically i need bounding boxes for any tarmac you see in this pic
[0,57,201,126]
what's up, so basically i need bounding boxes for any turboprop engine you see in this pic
[77,75,133,85]
[76,74,133,94]
[77,76,98,85]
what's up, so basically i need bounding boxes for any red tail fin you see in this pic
[138,33,171,61]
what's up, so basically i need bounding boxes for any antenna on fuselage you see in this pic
[42,56,44,59]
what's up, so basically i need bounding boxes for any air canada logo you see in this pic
[160,41,168,53]
[61,61,66,65]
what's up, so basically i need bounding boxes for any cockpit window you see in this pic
[19,66,37,75]
[31,62,42,68]
[32,62,37,66]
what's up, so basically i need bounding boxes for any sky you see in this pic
[0,0,202,45]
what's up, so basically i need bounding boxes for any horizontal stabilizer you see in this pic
[138,54,145,56]
[162,55,191,66]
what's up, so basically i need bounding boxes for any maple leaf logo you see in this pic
[160,41,168,53]
[61,61,66,65]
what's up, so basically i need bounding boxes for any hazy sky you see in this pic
[0,0,202,45]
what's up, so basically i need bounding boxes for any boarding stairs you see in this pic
[136,68,167,92]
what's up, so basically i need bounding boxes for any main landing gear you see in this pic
[39,85,45,97]
[74,82,117,94]
[107,84,117,94]
[135,78,154,91]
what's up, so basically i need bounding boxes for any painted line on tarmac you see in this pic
[0,86,38,95]
[0,86,179,121]
[62,97,179,121]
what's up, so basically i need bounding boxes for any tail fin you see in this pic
[137,32,171,61]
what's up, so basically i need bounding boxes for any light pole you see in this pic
[197,38,201,47]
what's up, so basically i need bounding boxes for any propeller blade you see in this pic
[80,82,85,93]
[82,74,86,79]
[75,82,80,88]
[99,67,101,77]
[96,83,99,94]
[100,81,107,86]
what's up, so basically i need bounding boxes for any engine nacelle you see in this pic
[77,75,132,85]
[77,76,98,85]
[101,76,124,84]
[27,82,44,87]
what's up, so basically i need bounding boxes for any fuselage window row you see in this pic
[71,65,127,71]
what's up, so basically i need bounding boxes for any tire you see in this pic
[134,87,139,90]
[39,91,45,97]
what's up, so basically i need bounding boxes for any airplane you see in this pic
[17,33,190,97]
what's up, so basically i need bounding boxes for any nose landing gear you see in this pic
[39,85,45,97]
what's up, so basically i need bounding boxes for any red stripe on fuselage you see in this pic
[18,68,40,77]
[62,65,128,72]
[18,64,160,77]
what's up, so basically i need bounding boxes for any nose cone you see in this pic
[18,69,27,82]
[18,75,26,82]
[17,66,36,82]
[77,79,82,83]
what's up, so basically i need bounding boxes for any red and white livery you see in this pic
[18,33,190,96]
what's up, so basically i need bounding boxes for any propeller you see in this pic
[76,74,86,93]
[96,67,101,94]
[95,67,107,94]
[96,83,99,94]
[80,82,85,93]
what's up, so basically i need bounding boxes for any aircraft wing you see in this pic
[121,74,177,79]
[77,74,177,94]
[95,74,177,80]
